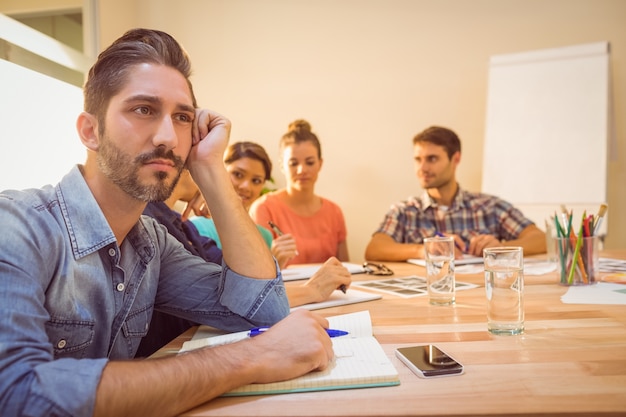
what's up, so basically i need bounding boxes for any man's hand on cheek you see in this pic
[187,109,232,172]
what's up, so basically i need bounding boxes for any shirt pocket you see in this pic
[45,319,95,359]
[122,304,151,339]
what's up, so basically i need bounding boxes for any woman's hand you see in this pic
[271,234,299,269]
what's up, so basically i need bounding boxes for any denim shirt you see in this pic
[0,165,289,417]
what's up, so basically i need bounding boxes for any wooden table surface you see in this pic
[156,252,626,417]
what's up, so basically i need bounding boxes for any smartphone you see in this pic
[395,345,464,378]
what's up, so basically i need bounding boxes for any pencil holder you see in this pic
[556,236,599,285]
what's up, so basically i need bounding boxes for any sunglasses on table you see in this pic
[362,262,394,276]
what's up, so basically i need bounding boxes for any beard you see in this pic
[97,134,185,202]
[420,165,455,190]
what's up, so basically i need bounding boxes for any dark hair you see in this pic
[280,119,322,159]
[83,28,197,125]
[224,141,273,181]
[412,126,461,159]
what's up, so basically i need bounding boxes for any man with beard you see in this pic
[0,29,333,417]
[365,125,545,261]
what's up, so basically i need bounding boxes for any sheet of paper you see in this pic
[454,259,557,275]
[560,282,626,305]
[599,257,626,273]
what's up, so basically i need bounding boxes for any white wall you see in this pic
[0,56,85,191]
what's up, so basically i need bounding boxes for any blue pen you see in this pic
[249,327,349,338]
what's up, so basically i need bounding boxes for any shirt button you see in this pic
[116,283,125,292]
[108,248,116,257]
[57,339,67,349]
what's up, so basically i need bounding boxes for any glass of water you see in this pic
[423,236,455,305]
[483,246,524,335]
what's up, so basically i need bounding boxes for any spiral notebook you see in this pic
[180,310,399,396]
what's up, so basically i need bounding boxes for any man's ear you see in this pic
[76,112,100,151]
[451,151,461,165]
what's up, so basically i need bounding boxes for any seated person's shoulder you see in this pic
[139,213,166,235]
[464,190,508,208]
[387,195,424,213]
[1,186,68,235]
[250,190,284,214]
[1,185,56,207]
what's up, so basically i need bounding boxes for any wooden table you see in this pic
[157,255,626,416]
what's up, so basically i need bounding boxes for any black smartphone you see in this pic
[395,345,464,378]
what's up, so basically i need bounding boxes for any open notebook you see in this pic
[180,310,399,396]
[290,288,382,311]
[281,262,366,281]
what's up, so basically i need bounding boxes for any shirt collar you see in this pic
[419,191,436,210]
[419,184,466,211]
[57,165,117,259]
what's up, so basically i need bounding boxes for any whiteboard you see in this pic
[0,59,85,192]
[481,42,610,231]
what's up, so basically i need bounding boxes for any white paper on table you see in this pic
[560,282,626,305]
[455,259,556,275]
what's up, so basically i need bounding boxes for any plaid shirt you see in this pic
[375,187,533,248]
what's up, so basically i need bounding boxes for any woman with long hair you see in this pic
[249,120,349,267]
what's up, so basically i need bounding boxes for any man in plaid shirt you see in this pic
[365,126,546,262]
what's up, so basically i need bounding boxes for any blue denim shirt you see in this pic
[0,165,289,417]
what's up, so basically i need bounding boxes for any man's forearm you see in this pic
[365,235,424,261]
[94,310,333,417]
[194,166,275,278]
[95,340,260,417]
[506,225,547,256]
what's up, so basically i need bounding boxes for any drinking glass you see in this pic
[423,236,455,305]
[483,247,524,335]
